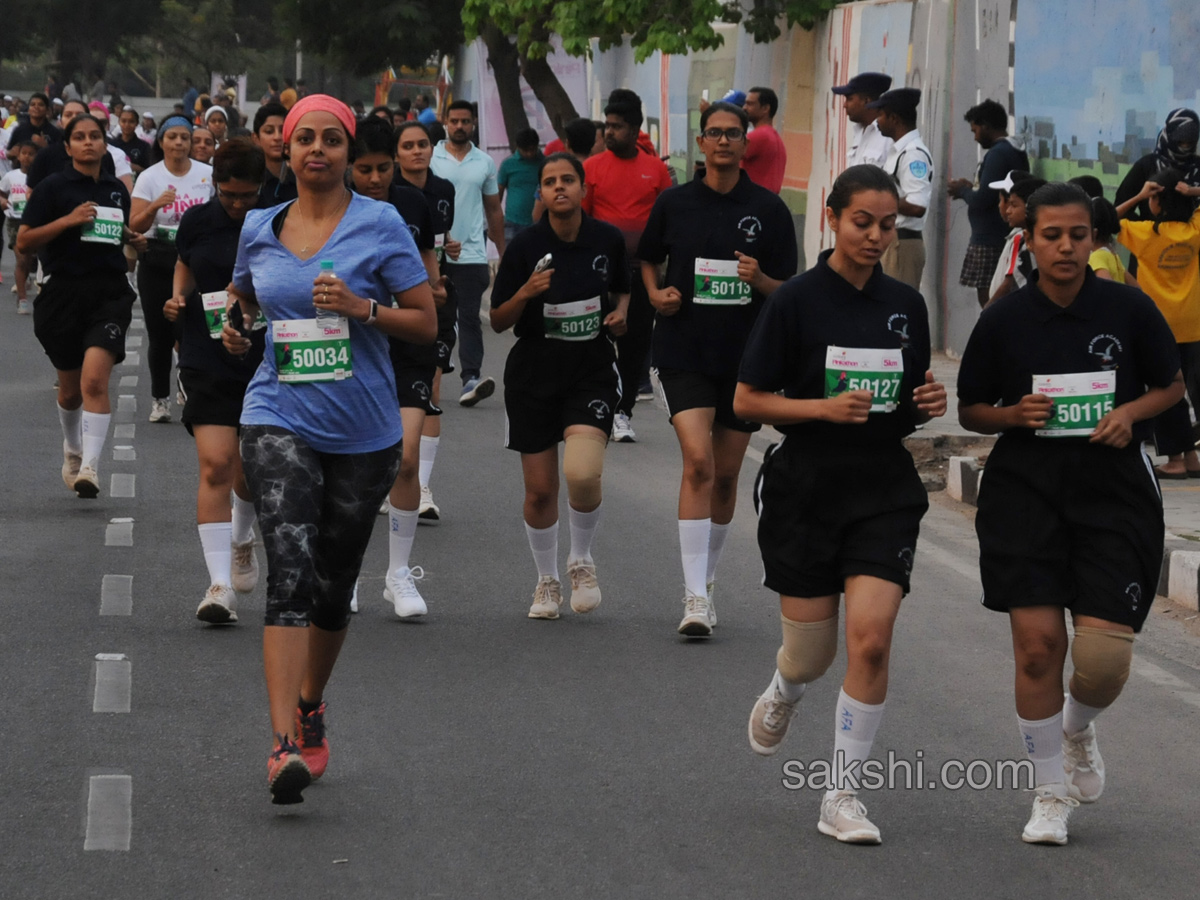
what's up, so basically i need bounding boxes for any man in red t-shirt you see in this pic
[741,87,786,193]
[583,89,673,442]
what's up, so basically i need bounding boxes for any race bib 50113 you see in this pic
[693,258,751,306]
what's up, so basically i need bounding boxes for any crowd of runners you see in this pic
[3,67,1199,849]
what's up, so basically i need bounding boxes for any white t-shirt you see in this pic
[0,169,28,219]
[107,145,132,180]
[132,159,214,236]
[0,127,11,176]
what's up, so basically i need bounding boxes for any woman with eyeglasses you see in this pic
[163,138,267,625]
[636,101,798,636]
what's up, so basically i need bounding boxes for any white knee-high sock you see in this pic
[80,412,111,469]
[58,404,82,455]
[198,522,233,587]
[388,504,419,572]
[1018,712,1066,787]
[1062,694,1105,736]
[706,521,731,584]
[419,435,439,489]
[771,669,807,703]
[525,521,559,580]
[231,493,256,545]
[678,518,710,597]
[568,504,601,564]
[828,689,885,796]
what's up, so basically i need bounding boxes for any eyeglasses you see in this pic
[217,186,261,204]
[702,128,746,142]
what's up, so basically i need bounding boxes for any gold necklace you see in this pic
[296,189,349,255]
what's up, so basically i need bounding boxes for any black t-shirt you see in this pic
[638,172,798,378]
[966,138,1029,247]
[108,134,150,171]
[20,166,130,276]
[738,249,932,447]
[261,169,299,207]
[396,170,455,244]
[957,269,1180,445]
[385,184,434,252]
[174,197,264,380]
[491,213,631,341]
[27,140,116,190]
[6,119,62,152]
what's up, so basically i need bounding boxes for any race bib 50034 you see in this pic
[1033,372,1116,437]
[824,345,905,413]
[693,258,751,306]
[272,318,353,383]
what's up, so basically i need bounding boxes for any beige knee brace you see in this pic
[1069,625,1134,708]
[776,613,839,684]
[563,431,607,510]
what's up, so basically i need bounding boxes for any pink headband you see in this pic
[88,100,109,120]
[282,94,357,145]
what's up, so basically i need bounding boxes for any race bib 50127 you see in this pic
[824,345,905,413]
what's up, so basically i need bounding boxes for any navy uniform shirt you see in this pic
[739,249,931,446]
[957,269,1180,446]
[385,183,434,252]
[175,196,264,380]
[396,170,456,247]
[108,135,150,171]
[637,171,798,378]
[20,166,130,276]
[491,213,630,342]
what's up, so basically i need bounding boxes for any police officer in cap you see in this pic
[832,73,893,169]
[872,87,933,289]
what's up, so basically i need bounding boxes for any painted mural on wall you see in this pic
[1014,0,1200,194]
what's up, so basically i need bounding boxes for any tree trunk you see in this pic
[520,54,579,140]
[481,24,529,150]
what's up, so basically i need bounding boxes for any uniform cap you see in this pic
[866,87,922,113]
[832,73,892,97]
[721,89,747,107]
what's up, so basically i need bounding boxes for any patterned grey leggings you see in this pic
[241,425,401,629]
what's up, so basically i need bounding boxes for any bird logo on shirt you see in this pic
[1125,582,1142,611]
[105,323,122,341]
[1088,334,1123,370]
[887,313,911,349]
[413,380,431,401]
[588,399,610,420]
[592,255,609,278]
[437,199,451,219]
[737,216,763,242]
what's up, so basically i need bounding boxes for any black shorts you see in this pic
[504,338,619,454]
[33,271,135,371]
[394,364,440,415]
[754,440,929,597]
[655,366,761,433]
[180,367,249,434]
[976,438,1163,631]
[435,283,458,373]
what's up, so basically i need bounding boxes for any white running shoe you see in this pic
[677,591,715,637]
[528,575,563,619]
[384,565,428,618]
[567,560,601,613]
[459,376,495,407]
[62,442,82,490]
[706,581,717,626]
[748,685,799,756]
[378,498,389,515]
[818,790,882,844]
[17,299,31,315]
[149,398,171,422]
[74,464,100,499]
[418,484,440,523]
[1021,785,1078,845]
[1063,722,1105,803]
[196,583,238,624]
[231,540,259,593]
[611,412,636,443]
[350,580,359,613]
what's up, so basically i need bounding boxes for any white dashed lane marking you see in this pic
[116,395,136,413]
[113,446,136,461]
[100,575,133,616]
[125,335,143,348]
[118,375,138,388]
[84,775,132,851]
[110,474,135,498]
[105,518,134,547]
[114,424,135,440]
[93,654,131,713]
[122,352,141,367]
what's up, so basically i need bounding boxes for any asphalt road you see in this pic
[1,259,1198,899]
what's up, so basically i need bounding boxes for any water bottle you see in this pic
[316,259,337,322]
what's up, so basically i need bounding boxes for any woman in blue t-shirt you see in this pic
[222,95,436,806]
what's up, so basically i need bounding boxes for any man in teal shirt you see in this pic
[498,127,543,244]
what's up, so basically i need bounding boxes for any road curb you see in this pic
[1164,550,1200,611]
[946,456,983,505]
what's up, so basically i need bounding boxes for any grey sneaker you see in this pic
[196,583,238,624]
[567,560,601,613]
[818,790,882,844]
[1063,722,1105,803]
[677,591,714,637]
[459,376,495,407]
[1021,785,1078,845]
[748,685,799,756]
[149,398,171,422]
[231,540,259,593]
[528,575,563,619]
[74,464,100,499]
[611,412,636,442]
[62,442,82,490]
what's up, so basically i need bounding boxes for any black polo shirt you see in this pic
[958,269,1180,445]
[637,171,798,378]
[261,169,299,207]
[385,183,434,252]
[739,249,931,447]
[108,134,151,171]
[175,197,264,380]
[396,170,455,242]
[27,139,117,189]
[6,119,62,152]
[491,213,630,340]
[20,166,130,276]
